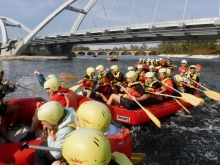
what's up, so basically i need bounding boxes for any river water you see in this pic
[1,55,220,165]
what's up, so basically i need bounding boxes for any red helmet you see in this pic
[196,64,202,70]
[179,66,187,73]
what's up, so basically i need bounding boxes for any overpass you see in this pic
[1,0,220,56]
[72,50,153,56]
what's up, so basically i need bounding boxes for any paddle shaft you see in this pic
[173,97,190,114]
[146,91,181,98]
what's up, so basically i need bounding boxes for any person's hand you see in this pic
[105,68,110,72]
[34,70,40,75]
[118,82,122,86]
[4,79,9,85]
[155,91,161,95]
[131,96,137,101]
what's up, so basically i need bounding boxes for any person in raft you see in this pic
[20,78,76,141]
[34,101,75,165]
[110,65,125,93]
[78,67,96,98]
[185,65,200,94]
[93,65,114,102]
[52,128,133,165]
[155,68,174,101]
[0,68,20,143]
[34,70,68,89]
[107,71,148,110]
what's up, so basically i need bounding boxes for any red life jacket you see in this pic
[161,78,174,97]
[123,85,141,100]
[82,75,95,90]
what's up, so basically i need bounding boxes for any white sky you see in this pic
[1,0,220,49]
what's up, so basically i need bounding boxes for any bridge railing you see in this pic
[34,17,218,39]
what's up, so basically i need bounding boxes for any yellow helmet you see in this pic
[158,68,167,73]
[189,65,196,69]
[149,65,155,69]
[96,65,104,72]
[62,128,111,165]
[44,78,61,91]
[127,66,134,71]
[166,68,171,77]
[110,65,118,71]
[126,71,138,81]
[0,68,4,74]
[145,72,155,78]
[139,58,142,61]
[159,58,163,61]
[38,101,64,125]
[77,101,111,132]
[87,67,95,76]
[45,74,57,80]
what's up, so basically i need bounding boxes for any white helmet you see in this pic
[181,60,187,64]
[127,66,134,71]
[145,72,155,78]
[158,68,167,73]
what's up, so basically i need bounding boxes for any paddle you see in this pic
[59,73,77,82]
[173,98,190,114]
[20,142,146,164]
[189,80,220,101]
[10,83,38,94]
[119,85,161,128]
[160,81,202,106]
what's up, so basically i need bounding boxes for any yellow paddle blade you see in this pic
[203,90,220,101]
[59,73,77,82]
[77,91,82,95]
[198,98,204,106]
[174,98,190,114]
[112,152,133,165]
[131,153,146,164]
[180,93,202,106]
[70,84,81,91]
[141,105,161,128]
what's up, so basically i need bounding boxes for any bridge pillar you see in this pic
[84,51,88,56]
[118,51,123,55]
[130,51,137,56]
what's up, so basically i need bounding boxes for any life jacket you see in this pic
[144,80,159,98]
[112,72,121,86]
[175,75,185,90]
[161,77,174,96]
[159,60,165,67]
[64,90,78,110]
[137,71,146,84]
[123,83,141,100]
[186,73,198,87]
[82,75,95,90]
[98,72,111,86]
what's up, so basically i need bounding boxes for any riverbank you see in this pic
[0,55,70,61]
[159,54,220,59]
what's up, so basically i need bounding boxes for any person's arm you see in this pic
[47,127,73,159]
[34,70,46,87]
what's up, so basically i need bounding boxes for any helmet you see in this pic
[196,64,202,70]
[181,60,187,64]
[38,101,64,125]
[45,74,57,80]
[149,65,155,69]
[159,68,167,73]
[159,58,162,61]
[44,78,61,91]
[189,65,196,69]
[145,72,155,78]
[139,58,142,61]
[110,65,118,71]
[127,66,134,71]
[126,71,138,81]
[62,128,111,165]
[0,68,4,75]
[137,65,143,69]
[96,65,104,72]
[77,101,111,132]
[87,67,95,76]
[156,59,159,62]
[179,66,187,73]
[167,56,170,59]
[166,68,171,77]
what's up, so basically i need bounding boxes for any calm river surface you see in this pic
[1,55,220,165]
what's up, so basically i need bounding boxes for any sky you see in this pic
[1,0,220,49]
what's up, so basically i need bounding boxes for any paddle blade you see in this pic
[180,93,202,106]
[141,105,161,128]
[131,153,146,164]
[203,90,220,101]
[198,98,204,106]
[59,73,77,82]
[70,84,82,91]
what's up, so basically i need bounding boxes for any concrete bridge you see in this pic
[72,50,153,56]
[1,0,220,56]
